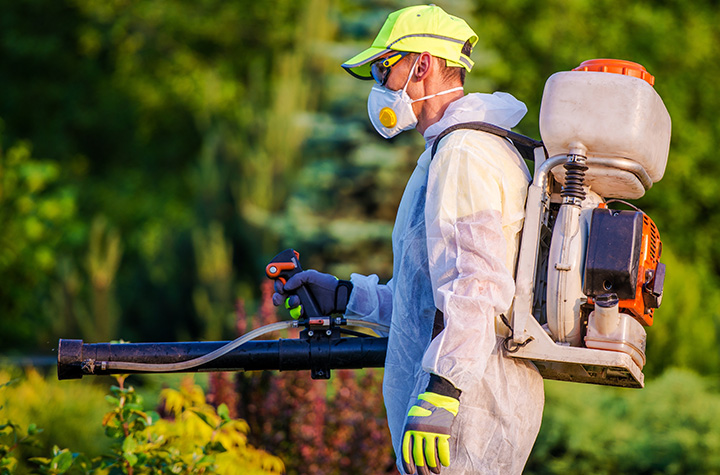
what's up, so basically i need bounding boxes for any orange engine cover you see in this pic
[583,205,664,326]
[620,212,663,325]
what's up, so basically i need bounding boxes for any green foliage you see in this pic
[0,372,282,475]
[27,445,92,475]
[0,368,110,468]
[192,222,234,340]
[0,132,77,347]
[528,369,720,474]
[644,247,720,378]
[0,398,43,475]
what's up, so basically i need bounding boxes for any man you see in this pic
[273,5,544,474]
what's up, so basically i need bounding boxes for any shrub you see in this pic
[0,370,283,474]
[0,368,109,468]
[527,368,720,474]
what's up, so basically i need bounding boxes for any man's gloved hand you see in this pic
[402,390,460,475]
[271,269,353,318]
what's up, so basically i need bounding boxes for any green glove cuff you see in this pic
[418,392,460,416]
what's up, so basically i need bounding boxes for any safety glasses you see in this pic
[371,51,409,86]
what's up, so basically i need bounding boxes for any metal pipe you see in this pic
[57,337,388,380]
[511,155,566,344]
[541,155,653,191]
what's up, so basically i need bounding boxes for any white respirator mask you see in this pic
[368,57,463,139]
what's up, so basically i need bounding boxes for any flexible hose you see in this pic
[104,321,295,372]
[102,319,390,373]
[346,318,390,335]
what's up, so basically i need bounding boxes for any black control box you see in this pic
[583,208,643,299]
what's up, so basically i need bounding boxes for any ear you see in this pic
[413,52,434,81]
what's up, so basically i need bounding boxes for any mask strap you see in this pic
[402,56,463,103]
[411,86,464,104]
[402,56,421,93]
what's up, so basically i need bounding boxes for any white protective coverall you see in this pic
[345,92,545,474]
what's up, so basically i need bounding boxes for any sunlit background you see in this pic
[1,0,719,473]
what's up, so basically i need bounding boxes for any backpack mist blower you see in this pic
[57,59,669,389]
[503,59,669,388]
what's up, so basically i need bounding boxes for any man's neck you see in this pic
[416,89,465,135]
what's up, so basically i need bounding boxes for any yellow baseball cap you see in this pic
[342,4,478,80]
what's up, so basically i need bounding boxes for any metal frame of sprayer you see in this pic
[505,144,663,389]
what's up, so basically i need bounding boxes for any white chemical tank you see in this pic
[539,59,672,199]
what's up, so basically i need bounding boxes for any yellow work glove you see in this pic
[401,391,459,474]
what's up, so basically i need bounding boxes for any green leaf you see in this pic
[51,449,73,472]
[145,410,161,424]
[105,396,120,406]
[0,457,18,473]
[217,403,230,421]
[122,436,137,453]
[73,453,93,470]
[195,455,216,468]
[204,441,226,454]
[105,425,124,439]
[123,452,138,467]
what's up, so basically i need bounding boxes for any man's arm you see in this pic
[344,274,394,333]
[272,271,393,332]
[421,132,519,391]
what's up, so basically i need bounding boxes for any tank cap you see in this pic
[573,59,655,86]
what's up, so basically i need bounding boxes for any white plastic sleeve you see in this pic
[345,273,394,336]
[421,132,518,391]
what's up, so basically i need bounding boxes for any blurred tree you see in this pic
[0,0,339,345]
[193,221,234,341]
[0,130,77,348]
[266,0,424,280]
[85,215,123,341]
[643,247,720,378]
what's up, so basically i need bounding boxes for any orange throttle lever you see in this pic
[265,249,323,318]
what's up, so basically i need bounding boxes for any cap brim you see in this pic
[341,47,392,79]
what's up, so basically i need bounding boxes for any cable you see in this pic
[604,199,642,213]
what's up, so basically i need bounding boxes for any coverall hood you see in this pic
[423,92,528,148]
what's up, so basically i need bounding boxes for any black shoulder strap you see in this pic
[430,121,544,163]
